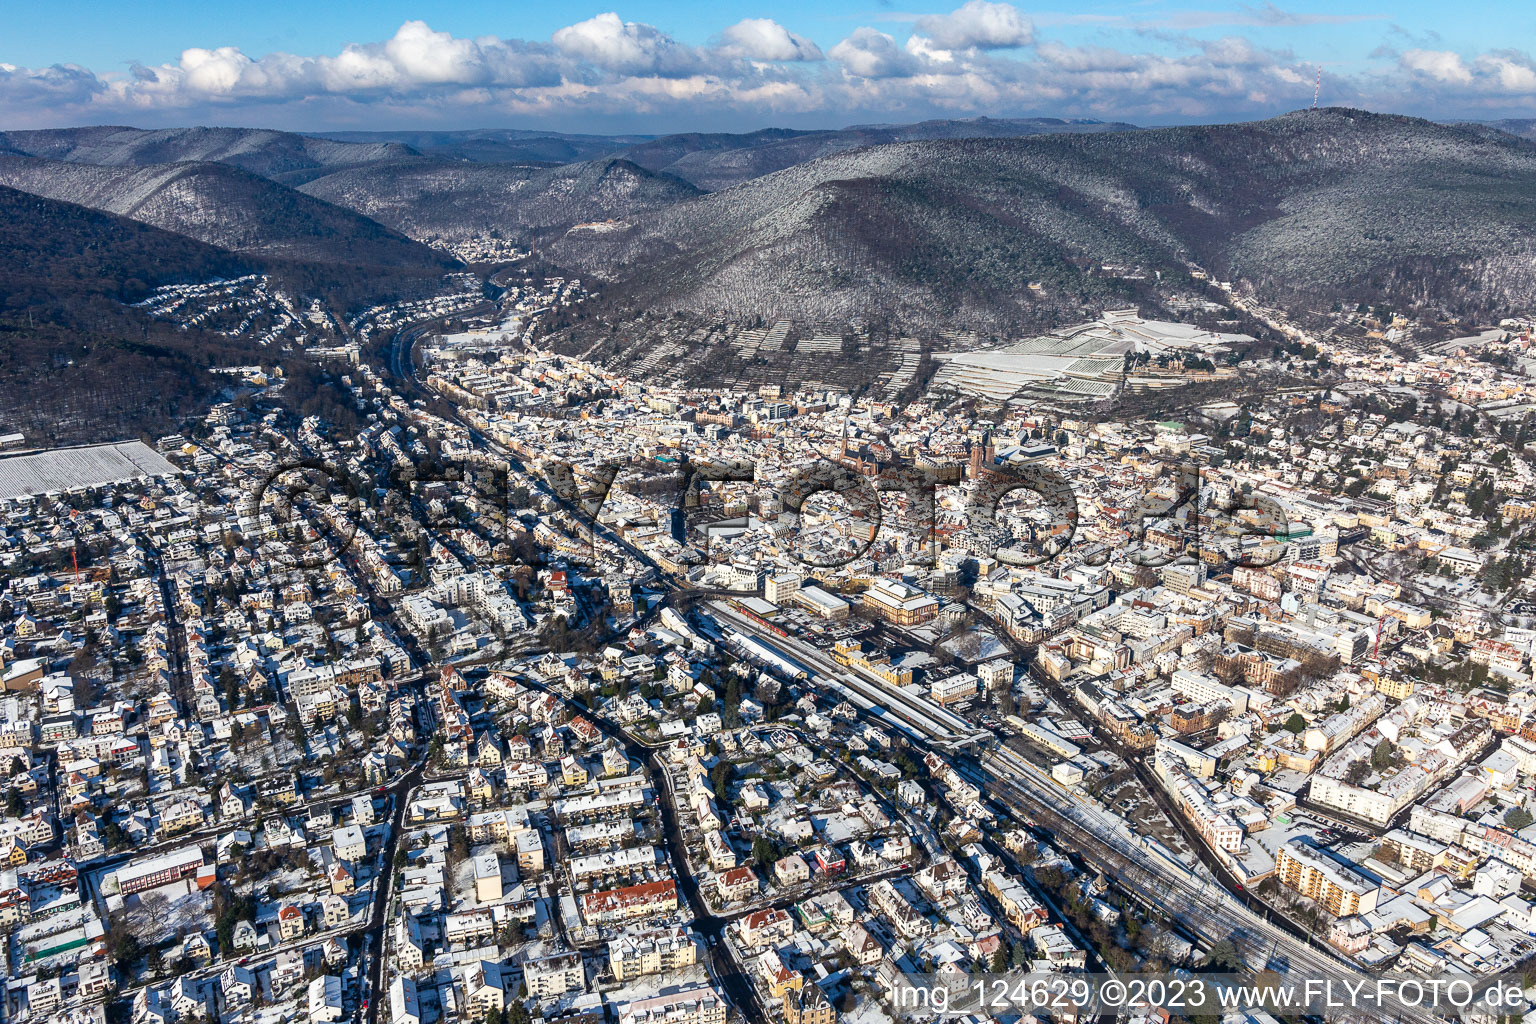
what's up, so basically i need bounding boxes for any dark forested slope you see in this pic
[0,185,262,443]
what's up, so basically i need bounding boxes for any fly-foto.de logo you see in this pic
[249,450,1291,578]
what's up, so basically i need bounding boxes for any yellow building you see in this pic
[561,756,589,787]
[785,986,836,1024]
[831,640,913,687]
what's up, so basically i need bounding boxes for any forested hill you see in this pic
[0,125,418,185]
[0,185,257,443]
[298,157,703,243]
[0,154,457,270]
[546,108,1536,333]
[8,108,1536,442]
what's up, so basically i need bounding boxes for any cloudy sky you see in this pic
[2,0,1533,132]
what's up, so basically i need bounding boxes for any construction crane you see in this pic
[1370,615,1386,661]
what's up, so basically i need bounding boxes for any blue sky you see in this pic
[2,1,1533,131]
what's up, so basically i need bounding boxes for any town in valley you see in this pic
[3,255,1536,1024]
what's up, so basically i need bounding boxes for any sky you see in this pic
[1,1,1534,133]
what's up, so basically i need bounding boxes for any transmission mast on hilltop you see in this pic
[1312,65,1322,109]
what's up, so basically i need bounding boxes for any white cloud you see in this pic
[1035,43,1141,74]
[317,46,402,92]
[912,1,1033,51]
[829,28,921,78]
[1473,53,1536,94]
[177,48,247,95]
[1400,49,1472,85]
[719,19,823,62]
[383,21,489,85]
[0,62,103,107]
[89,21,569,110]
[1,13,1535,130]
[1199,36,1278,69]
[552,13,696,77]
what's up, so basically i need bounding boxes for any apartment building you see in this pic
[569,845,656,885]
[617,987,727,1024]
[784,985,836,1024]
[1275,841,1380,917]
[738,907,795,948]
[524,951,585,999]
[1156,755,1244,853]
[867,878,930,939]
[716,865,760,903]
[579,879,678,925]
[458,962,505,1018]
[607,925,700,981]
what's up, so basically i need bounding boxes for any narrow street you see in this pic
[364,756,429,1024]
[510,672,765,1023]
